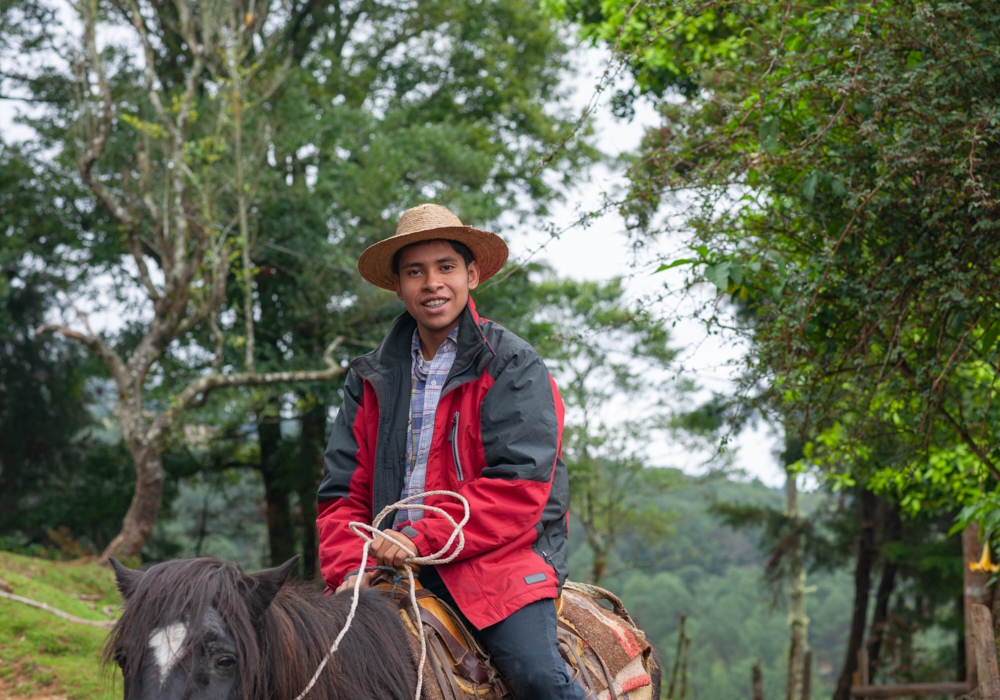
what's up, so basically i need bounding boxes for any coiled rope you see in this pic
[291,490,470,700]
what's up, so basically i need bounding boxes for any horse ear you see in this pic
[243,556,299,617]
[109,557,144,600]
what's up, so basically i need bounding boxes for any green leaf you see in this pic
[980,322,1000,355]
[120,113,168,140]
[728,263,744,285]
[655,258,697,273]
[705,262,731,291]
[758,117,780,154]
[802,172,819,201]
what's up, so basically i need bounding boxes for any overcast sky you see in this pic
[504,47,786,486]
[0,27,786,487]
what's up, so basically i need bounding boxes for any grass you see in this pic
[0,552,121,699]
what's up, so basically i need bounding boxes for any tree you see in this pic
[556,0,1000,511]
[553,1,1000,682]
[23,0,351,561]
[526,276,681,583]
[12,0,586,561]
[0,148,87,534]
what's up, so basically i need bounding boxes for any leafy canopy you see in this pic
[557,0,1000,523]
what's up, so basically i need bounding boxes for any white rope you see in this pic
[291,490,470,700]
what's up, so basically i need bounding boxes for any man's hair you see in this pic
[392,239,475,276]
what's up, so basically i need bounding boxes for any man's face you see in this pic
[394,240,480,332]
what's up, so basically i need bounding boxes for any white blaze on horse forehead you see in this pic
[149,622,188,683]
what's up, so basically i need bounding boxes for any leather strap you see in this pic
[418,607,492,684]
[429,634,463,700]
[558,622,617,700]
[372,573,493,685]
[557,630,599,700]
[370,570,507,695]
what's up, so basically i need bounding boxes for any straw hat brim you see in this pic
[357,225,509,291]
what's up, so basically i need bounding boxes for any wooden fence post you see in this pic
[971,603,1000,700]
[667,615,686,699]
[964,524,992,689]
[855,648,869,699]
[752,662,764,700]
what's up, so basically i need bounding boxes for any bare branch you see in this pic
[125,232,162,301]
[0,591,114,630]
[75,0,134,230]
[209,313,224,373]
[35,321,129,390]
[155,337,346,433]
[323,335,345,369]
[123,0,178,140]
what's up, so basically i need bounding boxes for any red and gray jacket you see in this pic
[317,298,569,629]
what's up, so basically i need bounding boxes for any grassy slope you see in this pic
[0,553,120,699]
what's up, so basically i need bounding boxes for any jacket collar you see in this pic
[352,297,494,383]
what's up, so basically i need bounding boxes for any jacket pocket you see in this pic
[447,411,464,481]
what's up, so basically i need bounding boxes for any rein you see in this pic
[291,491,470,700]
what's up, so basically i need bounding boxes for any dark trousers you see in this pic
[420,566,586,700]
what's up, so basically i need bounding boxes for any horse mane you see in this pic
[262,582,416,700]
[104,558,416,700]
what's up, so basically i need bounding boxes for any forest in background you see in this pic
[3,0,999,698]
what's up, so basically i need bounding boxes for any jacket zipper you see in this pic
[448,411,464,481]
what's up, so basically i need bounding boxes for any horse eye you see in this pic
[216,656,236,669]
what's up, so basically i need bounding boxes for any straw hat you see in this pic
[357,203,509,291]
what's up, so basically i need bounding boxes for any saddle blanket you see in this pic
[558,582,655,700]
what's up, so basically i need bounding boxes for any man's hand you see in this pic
[370,528,419,568]
[335,571,372,594]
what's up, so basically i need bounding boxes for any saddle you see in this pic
[369,569,657,700]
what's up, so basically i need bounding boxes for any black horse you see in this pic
[106,556,416,700]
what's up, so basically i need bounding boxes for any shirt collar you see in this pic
[411,325,459,376]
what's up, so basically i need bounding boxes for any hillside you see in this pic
[0,553,119,700]
[566,475,854,699]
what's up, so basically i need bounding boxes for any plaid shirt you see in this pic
[398,326,458,525]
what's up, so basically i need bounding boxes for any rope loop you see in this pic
[291,490,469,700]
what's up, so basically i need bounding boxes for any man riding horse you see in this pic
[316,203,584,699]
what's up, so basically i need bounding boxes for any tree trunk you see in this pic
[786,467,808,700]
[867,503,901,678]
[964,522,992,689]
[297,488,318,579]
[833,488,878,700]
[101,400,165,562]
[591,551,608,584]
[259,415,296,567]
[298,405,326,581]
[800,650,812,700]
[100,429,165,562]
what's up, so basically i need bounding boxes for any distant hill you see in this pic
[566,474,853,700]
